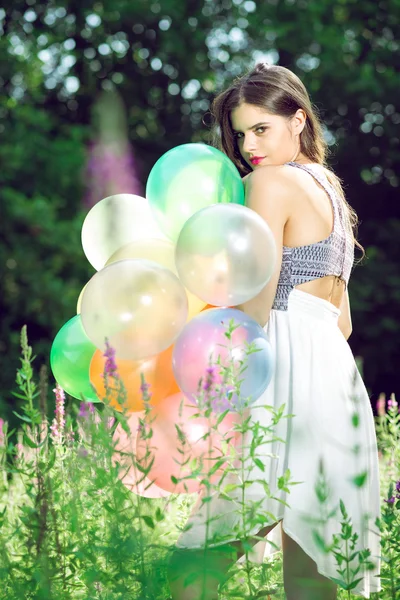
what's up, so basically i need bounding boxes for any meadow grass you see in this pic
[0,325,398,599]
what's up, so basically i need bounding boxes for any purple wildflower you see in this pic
[211,396,232,413]
[210,384,235,413]
[224,385,235,397]
[203,365,216,392]
[104,339,119,379]
[140,381,151,394]
[78,446,89,458]
[384,496,396,505]
[82,91,142,208]
[384,480,400,505]
[78,402,95,418]
[387,394,398,411]
[137,421,147,434]
[50,384,66,444]
[139,373,152,407]
[83,138,142,209]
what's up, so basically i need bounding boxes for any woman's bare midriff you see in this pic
[294,276,346,309]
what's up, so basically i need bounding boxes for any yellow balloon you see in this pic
[80,259,188,361]
[76,283,88,314]
[106,239,206,321]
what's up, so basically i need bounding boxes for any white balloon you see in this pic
[175,203,277,306]
[81,194,168,271]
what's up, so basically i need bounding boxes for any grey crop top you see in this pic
[271,161,355,311]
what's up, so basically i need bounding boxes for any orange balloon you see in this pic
[201,304,233,311]
[202,304,216,311]
[89,344,180,412]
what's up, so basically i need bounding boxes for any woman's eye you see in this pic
[234,127,267,139]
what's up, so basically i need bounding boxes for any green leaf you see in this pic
[207,458,225,477]
[155,507,164,522]
[12,411,32,423]
[142,516,155,529]
[339,499,348,518]
[222,483,239,493]
[216,409,230,426]
[330,576,346,587]
[23,432,39,448]
[174,424,187,445]
[11,392,30,401]
[351,471,368,488]
[348,577,365,590]
[254,458,265,471]
[348,551,360,562]
[183,571,201,586]
[134,456,153,473]
[45,450,56,472]
[312,530,328,552]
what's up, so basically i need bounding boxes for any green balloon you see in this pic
[50,315,100,402]
[146,143,245,242]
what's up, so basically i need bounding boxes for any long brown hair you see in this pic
[208,63,365,262]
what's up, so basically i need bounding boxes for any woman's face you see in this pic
[230,102,306,170]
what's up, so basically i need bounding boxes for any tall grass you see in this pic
[0,326,398,598]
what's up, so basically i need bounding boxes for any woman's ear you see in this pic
[292,109,307,135]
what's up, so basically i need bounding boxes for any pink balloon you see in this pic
[136,392,240,494]
[113,411,171,498]
[172,316,248,401]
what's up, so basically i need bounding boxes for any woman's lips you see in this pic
[250,157,265,165]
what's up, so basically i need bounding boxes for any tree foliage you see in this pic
[1,0,399,422]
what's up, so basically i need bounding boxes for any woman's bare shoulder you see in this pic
[242,164,297,183]
[242,164,300,196]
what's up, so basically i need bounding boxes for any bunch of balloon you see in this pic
[133,145,278,495]
[49,143,255,496]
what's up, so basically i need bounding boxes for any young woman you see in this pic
[168,63,382,600]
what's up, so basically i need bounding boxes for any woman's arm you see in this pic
[338,288,353,340]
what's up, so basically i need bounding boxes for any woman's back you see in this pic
[267,162,354,311]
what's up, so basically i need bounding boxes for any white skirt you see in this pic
[175,288,382,598]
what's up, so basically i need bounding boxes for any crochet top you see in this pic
[271,161,355,311]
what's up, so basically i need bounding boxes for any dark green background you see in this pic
[1,0,399,425]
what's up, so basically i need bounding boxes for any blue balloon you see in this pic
[172,307,275,413]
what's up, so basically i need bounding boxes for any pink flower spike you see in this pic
[50,384,66,444]
[376,393,386,416]
[0,418,5,447]
[388,394,398,411]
